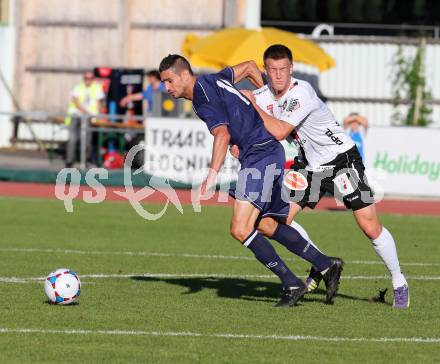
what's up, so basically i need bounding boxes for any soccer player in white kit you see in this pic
[239,44,409,308]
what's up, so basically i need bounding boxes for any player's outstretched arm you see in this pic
[256,103,294,140]
[230,61,264,88]
[241,90,294,140]
[200,125,231,196]
[209,125,231,172]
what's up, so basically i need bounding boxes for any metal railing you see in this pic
[0,111,146,170]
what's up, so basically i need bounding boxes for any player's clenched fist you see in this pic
[199,169,218,198]
[230,145,240,159]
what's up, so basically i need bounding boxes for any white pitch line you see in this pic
[0,247,255,261]
[1,273,440,283]
[0,327,438,344]
[0,247,438,267]
[347,260,440,267]
[0,279,95,285]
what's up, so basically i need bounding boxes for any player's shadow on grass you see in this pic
[303,288,392,306]
[131,276,385,305]
[132,276,279,303]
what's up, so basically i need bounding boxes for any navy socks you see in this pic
[272,223,331,272]
[244,230,303,288]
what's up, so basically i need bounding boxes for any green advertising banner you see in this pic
[365,127,440,197]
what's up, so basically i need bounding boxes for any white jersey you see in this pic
[254,78,354,171]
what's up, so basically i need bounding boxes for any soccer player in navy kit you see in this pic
[159,54,343,307]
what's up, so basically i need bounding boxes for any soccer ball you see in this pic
[44,268,81,305]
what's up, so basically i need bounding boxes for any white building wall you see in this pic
[309,41,440,127]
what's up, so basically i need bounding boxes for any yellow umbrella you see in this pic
[182,27,335,72]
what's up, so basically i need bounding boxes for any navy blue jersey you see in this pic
[192,68,275,160]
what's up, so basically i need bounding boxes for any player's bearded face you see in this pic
[160,69,185,98]
[264,58,293,94]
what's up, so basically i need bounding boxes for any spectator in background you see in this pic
[343,112,369,160]
[120,70,165,113]
[64,71,105,167]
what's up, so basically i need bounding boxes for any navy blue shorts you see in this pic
[229,141,289,223]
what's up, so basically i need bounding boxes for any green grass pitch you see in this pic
[0,197,439,363]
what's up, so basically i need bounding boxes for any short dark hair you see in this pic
[146,70,161,80]
[263,44,293,63]
[159,54,194,75]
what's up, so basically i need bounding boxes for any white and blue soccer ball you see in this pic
[44,268,81,305]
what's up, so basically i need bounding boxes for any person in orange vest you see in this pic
[65,71,105,167]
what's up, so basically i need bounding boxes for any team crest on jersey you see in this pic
[286,99,300,112]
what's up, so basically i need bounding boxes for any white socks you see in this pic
[372,226,407,289]
[289,220,322,253]
[290,221,408,289]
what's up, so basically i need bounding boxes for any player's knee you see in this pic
[256,218,277,237]
[360,219,382,239]
[256,224,268,236]
[366,224,382,240]
[230,223,253,243]
[355,206,382,239]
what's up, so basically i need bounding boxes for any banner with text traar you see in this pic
[365,127,440,197]
[144,118,240,186]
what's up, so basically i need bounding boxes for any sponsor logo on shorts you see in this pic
[333,173,355,196]
[307,165,335,172]
[345,195,360,202]
[283,170,308,191]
